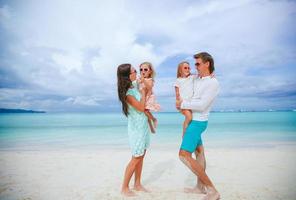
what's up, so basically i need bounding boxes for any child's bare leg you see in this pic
[145,110,158,129]
[182,109,192,137]
[147,118,155,133]
[144,112,155,133]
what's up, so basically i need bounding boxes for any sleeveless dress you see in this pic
[126,86,150,157]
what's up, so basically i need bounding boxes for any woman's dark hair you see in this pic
[117,63,132,117]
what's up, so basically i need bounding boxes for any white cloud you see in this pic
[0,5,11,20]
[1,0,295,111]
[65,96,101,106]
[52,52,83,73]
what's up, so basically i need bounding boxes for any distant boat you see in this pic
[0,108,46,113]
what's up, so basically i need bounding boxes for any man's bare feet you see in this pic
[121,188,136,197]
[184,186,206,194]
[202,187,220,200]
[133,185,150,192]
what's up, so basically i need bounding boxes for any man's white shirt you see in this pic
[181,76,219,121]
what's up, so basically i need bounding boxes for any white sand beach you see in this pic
[0,143,296,200]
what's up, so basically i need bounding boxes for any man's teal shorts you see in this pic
[180,120,208,153]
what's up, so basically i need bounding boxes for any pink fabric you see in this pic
[145,94,160,112]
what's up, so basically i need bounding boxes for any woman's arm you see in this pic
[126,89,146,112]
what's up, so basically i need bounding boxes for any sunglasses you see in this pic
[195,63,201,67]
[140,68,149,72]
[183,66,190,70]
[130,69,137,74]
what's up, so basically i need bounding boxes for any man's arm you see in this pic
[181,81,219,112]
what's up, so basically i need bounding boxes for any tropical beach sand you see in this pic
[0,144,295,200]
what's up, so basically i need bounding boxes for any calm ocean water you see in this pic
[0,112,295,150]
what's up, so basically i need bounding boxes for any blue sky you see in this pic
[0,0,295,112]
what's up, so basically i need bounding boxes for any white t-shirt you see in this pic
[174,75,195,100]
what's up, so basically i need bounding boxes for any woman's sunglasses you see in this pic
[130,69,137,74]
[183,67,190,70]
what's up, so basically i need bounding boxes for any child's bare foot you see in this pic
[121,188,136,197]
[133,185,150,192]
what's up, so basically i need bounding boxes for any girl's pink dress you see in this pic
[145,93,161,112]
[139,78,161,112]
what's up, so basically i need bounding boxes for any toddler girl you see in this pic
[138,62,160,133]
[174,61,195,137]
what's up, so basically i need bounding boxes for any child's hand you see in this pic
[140,76,145,83]
[136,78,141,84]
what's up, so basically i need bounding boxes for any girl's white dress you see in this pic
[174,75,195,100]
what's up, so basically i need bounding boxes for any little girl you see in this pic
[174,61,195,137]
[138,62,160,133]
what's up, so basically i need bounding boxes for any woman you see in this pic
[117,63,150,196]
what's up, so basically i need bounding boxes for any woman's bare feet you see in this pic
[133,185,150,192]
[121,188,136,197]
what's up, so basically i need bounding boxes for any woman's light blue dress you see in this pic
[126,86,150,157]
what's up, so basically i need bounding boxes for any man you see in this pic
[176,52,220,200]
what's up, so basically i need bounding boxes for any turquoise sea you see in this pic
[0,112,295,151]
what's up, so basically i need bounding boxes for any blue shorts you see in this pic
[180,120,208,153]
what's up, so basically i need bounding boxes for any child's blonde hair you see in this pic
[177,61,190,78]
[140,62,156,79]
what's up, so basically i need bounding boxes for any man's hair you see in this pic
[194,52,215,74]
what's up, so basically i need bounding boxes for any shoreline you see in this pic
[1,140,295,152]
